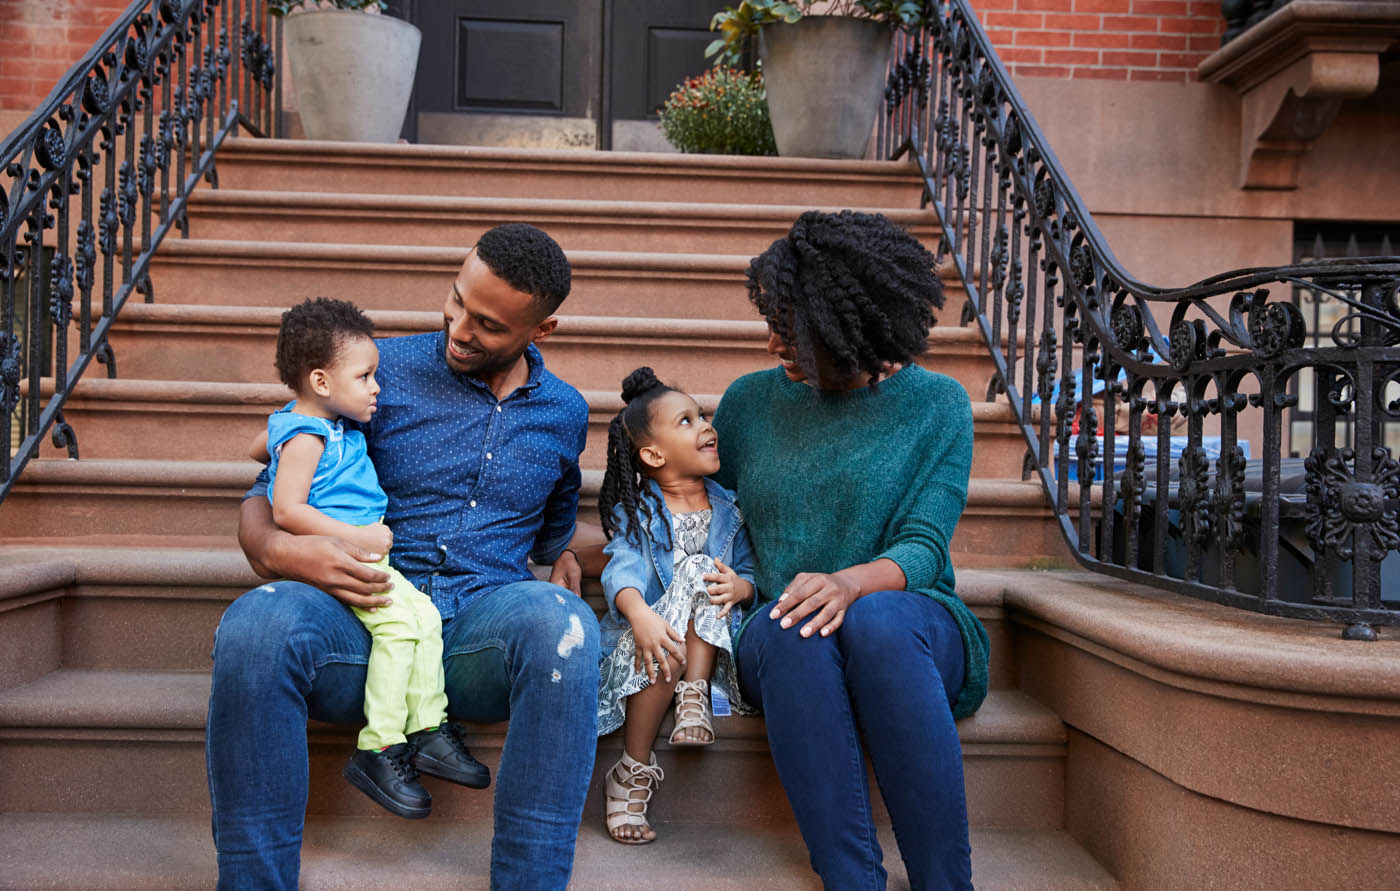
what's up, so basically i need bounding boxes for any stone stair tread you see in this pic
[187,188,931,221]
[0,812,1117,890]
[0,668,1060,747]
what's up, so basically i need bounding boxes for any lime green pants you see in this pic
[350,557,449,751]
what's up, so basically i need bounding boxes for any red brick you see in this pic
[1130,33,1188,50]
[1074,31,1133,48]
[973,0,1019,9]
[1014,29,1075,46]
[985,28,1017,46]
[984,12,1045,28]
[1132,0,1189,13]
[1073,66,1131,79]
[1189,34,1224,52]
[1188,1,1221,14]
[1017,0,1077,11]
[999,47,1046,64]
[1157,15,1223,34]
[1101,50,1158,66]
[1045,48,1100,65]
[1012,64,1073,78]
[1102,14,1160,31]
[1072,0,1132,11]
[1043,13,1102,29]
[1129,68,1188,81]
[1159,51,1209,68]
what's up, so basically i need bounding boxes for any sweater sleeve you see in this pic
[875,378,974,590]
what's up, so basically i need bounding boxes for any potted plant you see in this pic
[707,1,925,159]
[270,1,421,143]
[659,67,778,156]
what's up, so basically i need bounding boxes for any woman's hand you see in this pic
[630,609,686,684]
[703,558,754,619]
[768,570,863,638]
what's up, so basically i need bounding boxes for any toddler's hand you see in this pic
[351,523,393,558]
[631,609,685,684]
[704,558,754,619]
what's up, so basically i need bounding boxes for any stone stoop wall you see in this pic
[973,0,1225,81]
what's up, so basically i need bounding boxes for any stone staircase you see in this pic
[0,138,1115,888]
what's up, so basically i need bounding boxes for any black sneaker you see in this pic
[408,722,491,789]
[342,743,431,819]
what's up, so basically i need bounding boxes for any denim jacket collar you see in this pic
[642,477,743,591]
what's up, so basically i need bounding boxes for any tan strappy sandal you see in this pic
[605,751,664,844]
[669,679,715,746]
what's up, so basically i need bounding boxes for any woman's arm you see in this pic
[767,558,906,639]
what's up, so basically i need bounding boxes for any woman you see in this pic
[711,210,989,889]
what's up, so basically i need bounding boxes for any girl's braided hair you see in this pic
[599,367,677,549]
[746,210,943,386]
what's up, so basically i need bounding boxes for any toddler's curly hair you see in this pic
[274,297,376,392]
[746,210,943,386]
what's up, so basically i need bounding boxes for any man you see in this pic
[208,224,602,889]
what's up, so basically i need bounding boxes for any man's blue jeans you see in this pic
[206,579,600,890]
[737,589,972,891]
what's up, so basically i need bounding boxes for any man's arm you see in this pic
[238,486,395,609]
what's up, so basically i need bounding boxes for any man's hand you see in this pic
[239,495,394,611]
[703,558,754,619]
[549,548,582,595]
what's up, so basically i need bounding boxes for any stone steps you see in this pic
[0,813,1118,890]
[100,304,1000,397]
[212,137,928,207]
[182,190,940,254]
[35,377,1028,478]
[0,553,1015,692]
[0,461,1072,568]
[0,668,1063,831]
[145,239,970,325]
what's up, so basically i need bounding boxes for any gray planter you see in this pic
[284,10,421,143]
[759,17,893,160]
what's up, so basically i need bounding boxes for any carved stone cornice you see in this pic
[1199,0,1400,190]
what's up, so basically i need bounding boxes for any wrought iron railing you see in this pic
[0,0,278,501]
[879,2,1400,636]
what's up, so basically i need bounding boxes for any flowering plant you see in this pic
[707,1,926,66]
[659,67,777,156]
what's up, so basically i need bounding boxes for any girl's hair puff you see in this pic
[599,367,677,549]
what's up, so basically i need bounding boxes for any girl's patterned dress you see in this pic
[597,508,752,736]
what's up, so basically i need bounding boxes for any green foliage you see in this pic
[659,67,777,156]
[267,0,387,16]
[707,0,927,66]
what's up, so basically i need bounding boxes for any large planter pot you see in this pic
[759,17,893,160]
[284,10,421,143]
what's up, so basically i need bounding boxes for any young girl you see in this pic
[596,367,758,844]
[254,297,488,820]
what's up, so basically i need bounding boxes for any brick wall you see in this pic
[0,0,130,111]
[974,0,1226,82]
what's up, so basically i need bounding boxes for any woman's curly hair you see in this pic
[274,297,376,392]
[746,210,943,386]
[599,367,677,549]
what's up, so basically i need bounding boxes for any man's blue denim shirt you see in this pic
[247,332,588,620]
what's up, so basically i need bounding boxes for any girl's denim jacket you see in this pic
[598,477,758,660]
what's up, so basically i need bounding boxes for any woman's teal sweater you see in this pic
[711,364,989,719]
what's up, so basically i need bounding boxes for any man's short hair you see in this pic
[475,223,572,315]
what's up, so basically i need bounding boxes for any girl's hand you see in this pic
[350,523,393,558]
[630,609,685,684]
[768,571,862,638]
[703,558,754,619]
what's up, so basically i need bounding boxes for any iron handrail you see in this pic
[0,0,278,502]
[879,2,1400,635]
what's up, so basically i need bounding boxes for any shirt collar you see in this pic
[435,332,546,396]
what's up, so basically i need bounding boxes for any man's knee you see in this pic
[508,583,601,664]
[213,581,350,672]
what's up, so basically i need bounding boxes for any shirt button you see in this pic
[470,500,477,508]
[495,405,502,413]
[486,452,493,460]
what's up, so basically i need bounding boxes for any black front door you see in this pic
[397,0,717,149]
